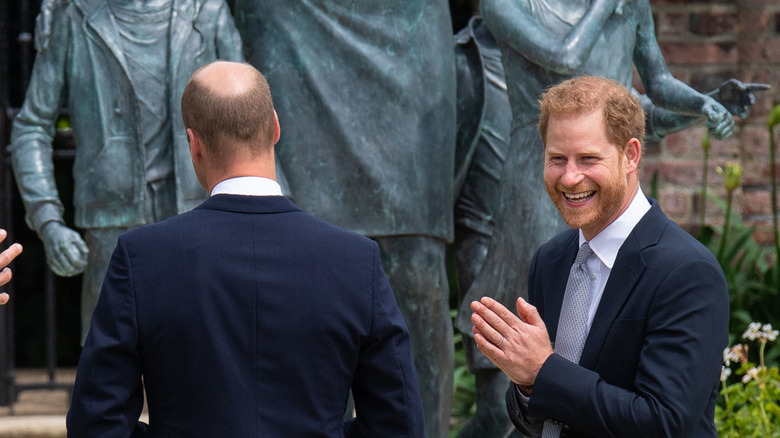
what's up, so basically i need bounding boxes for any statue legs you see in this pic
[81,227,127,344]
[452,225,515,438]
[79,178,178,343]
[375,235,453,438]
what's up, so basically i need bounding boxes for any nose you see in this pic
[560,161,585,187]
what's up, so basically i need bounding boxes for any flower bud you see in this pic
[716,162,743,192]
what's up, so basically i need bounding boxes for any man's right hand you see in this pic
[41,222,89,277]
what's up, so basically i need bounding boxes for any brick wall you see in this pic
[640,0,780,244]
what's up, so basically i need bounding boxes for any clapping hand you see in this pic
[471,297,554,387]
[0,229,23,304]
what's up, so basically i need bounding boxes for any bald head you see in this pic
[195,61,261,98]
[181,61,276,162]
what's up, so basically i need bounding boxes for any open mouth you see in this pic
[564,190,595,203]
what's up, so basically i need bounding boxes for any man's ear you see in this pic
[187,128,203,163]
[273,110,281,144]
[624,138,642,175]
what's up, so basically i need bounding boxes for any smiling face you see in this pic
[543,109,641,240]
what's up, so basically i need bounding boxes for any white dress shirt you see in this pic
[210,176,283,197]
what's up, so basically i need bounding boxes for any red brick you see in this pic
[640,162,663,187]
[659,191,692,217]
[711,133,741,158]
[751,226,778,247]
[738,39,780,63]
[743,189,772,215]
[690,12,738,36]
[659,41,739,64]
[656,12,691,37]
[688,69,741,95]
[737,0,780,7]
[632,68,646,94]
[736,159,764,186]
[664,130,698,157]
[662,127,739,160]
[691,189,732,220]
[655,160,705,185]
[740,160,780,186]
[738,10,772,36]
[740,125,772,157]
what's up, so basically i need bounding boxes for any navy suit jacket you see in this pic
[507,199,729,437]
[67,195,425,437]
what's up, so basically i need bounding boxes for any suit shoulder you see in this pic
[296,212,378,248]
[656,219,718,264]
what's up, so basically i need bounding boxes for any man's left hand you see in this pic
[471,297,554,387]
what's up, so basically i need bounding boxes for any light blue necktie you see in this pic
[542,242,593,438]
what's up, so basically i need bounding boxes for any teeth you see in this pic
[565,191,595,201]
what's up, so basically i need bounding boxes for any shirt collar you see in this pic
[579,187,651,269]
[210,176,283,197]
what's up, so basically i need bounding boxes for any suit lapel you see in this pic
[578,201,667,369]
[578,234,646,368]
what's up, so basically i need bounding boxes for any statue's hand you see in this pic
[41,222,89,277]
[702,98,735,140]
[713,79,770,119]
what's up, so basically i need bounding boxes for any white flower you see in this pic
[761,324,778,342]
[723,347,741,366]
[743,322,762,341]
[721,366,732,381]
[741,366,760,384]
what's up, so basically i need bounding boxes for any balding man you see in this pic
[67,61,425,438]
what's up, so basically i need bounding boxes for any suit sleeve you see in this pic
[528,257,729,437]
[67,237,148,438]
[345,242,425,438]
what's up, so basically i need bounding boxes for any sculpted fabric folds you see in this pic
[235,0,456,240]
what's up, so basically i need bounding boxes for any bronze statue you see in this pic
[12,0,244,341]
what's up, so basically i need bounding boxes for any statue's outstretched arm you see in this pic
[632,1,734,139]
[480,0,624,74]
[643,80,770,139]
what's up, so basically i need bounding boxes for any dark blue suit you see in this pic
[507,200,729,437]
[67,195,425,437]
